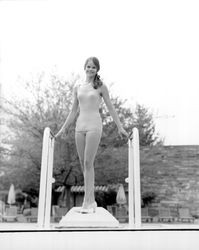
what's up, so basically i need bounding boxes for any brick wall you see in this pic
[140,145,199,215]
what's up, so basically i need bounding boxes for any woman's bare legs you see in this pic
[83,131,101,206]
[75,130,101,208]
[75,132,86,172]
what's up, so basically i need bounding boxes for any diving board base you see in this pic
[57,207,120,228]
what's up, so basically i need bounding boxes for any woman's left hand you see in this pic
[118,127,129,138]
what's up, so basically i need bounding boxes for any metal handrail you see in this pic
[128,127,141,228]
[38,127,55,228]
[37,126,141,229]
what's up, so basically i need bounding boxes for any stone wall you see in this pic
[140,145,199,215]
[95,144,199,215]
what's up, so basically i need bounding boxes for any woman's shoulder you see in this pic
[98,83,109,98]
[74,78,85,88]
[99,82,108,92]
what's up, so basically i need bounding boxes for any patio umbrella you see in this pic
[116,184,126,205]
[0,200,6,215]
[7,184,16,206]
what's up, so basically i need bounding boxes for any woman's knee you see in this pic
[84,159,93,170]
[79,158,84,167]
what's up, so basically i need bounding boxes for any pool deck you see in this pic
[1,223,199,250]
[0,222,199,231]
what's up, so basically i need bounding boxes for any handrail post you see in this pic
[38,127,54,228]
[44,134,54,228]
[128,136,135,227]
[133,128,141,228]
[128,127,141,228]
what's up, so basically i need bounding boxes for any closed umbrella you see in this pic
[0,200,5,215]
[7,184,16,206]
[116,184,126,205]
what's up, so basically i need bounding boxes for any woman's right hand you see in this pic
[118,127,129,138]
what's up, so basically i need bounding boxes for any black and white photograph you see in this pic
[0,0,199,249]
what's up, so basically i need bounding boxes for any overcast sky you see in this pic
[0,0,199,145]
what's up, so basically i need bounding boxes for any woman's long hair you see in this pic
[84,57,103,89]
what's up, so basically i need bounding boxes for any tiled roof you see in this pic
[55,186,65,192]
[71,185,108,193]
[55,185,128,193]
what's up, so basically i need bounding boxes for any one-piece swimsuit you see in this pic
[75,83,102,134]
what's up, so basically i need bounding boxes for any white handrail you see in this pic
[128,127,141,228]
[133,128,141,227]
[128,133,134,227]
[37,127,55,228]
[37,126,141,229]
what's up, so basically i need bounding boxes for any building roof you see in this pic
[55,185,109,193]
[71,185,108,193]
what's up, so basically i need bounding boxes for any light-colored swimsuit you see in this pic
[75,83,102,134]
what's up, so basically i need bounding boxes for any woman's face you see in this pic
[85,60,98,78]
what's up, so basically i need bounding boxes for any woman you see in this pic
[55,57,128,213]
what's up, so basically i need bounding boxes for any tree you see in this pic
[142,191,157,207]
[1,73,161,191]
[1,73,81,191]
[134,104,161,146]
[100,95,135,148]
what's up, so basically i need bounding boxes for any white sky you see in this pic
[0,0,199,145]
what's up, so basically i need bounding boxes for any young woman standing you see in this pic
[55,57,128,213]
